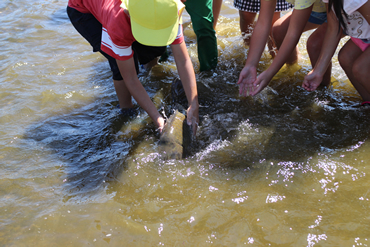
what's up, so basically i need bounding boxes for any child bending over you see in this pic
[238,0,328,96]
[67,0,199,133]
[303,0,370,105]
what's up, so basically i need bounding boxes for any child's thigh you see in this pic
[307,23,327,50]
[338,39,362,70]
[272,11,291,35]
[353,46,370,76]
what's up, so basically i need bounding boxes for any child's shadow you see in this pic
[24,58,171,202]
[25,101,137,201]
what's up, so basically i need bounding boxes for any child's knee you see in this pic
[307,35,322,55]
[271,25,285,44]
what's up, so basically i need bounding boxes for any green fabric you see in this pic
[184,0,218,71]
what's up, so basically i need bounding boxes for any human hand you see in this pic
[249,70,272,96]
[237,65,257,97]
[302,70,323,92]
[186,102,199,137]
[156,116,166,134]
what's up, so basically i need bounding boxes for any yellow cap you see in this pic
[121,0,184,46]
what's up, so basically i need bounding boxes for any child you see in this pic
[303,0,370,105]
[234,0,293,54]
[67,0,199,133]
[238,0,327,97]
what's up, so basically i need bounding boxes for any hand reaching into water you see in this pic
[237,65,257,97]
[302,70,323,92]
[156,116,166,134]
[186,102,199,137]
[249,70,272,96]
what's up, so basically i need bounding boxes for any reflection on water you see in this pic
[1,0,370,246]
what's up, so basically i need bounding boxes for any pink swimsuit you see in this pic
[351,37,370,52]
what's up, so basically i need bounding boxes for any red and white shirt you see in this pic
[68,0,184,60]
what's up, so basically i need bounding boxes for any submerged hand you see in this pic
[237,65,257,97]
[186,102,199,137]
[156,116,166,134]
[302,70,323,92]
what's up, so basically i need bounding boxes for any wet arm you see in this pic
[309,5,342,77]
[116,58,164,128]
[261,7,313,80]
[244,0,277,67]
[237,0,276,96]
[357,1,370,29]
[171,41,199,127]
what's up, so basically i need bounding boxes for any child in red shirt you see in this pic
[67,0,199,133]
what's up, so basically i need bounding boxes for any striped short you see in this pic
[234,0,293,13]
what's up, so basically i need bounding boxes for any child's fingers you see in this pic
[237,72,246,85]
[250,85,260,96]
[237,76,243,85]
[302,80,309,90]
[239,82,246,96]
[250,79,267,96]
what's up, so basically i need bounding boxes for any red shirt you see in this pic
[68,0,184,60]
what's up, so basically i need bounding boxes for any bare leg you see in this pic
[339,39,370,101]
[113,79,133,109]
[240,11,281,57]
[272,12,298,64]
[353,47,370,101]
[272,12,319,64]
[267,12,281,58]
[307,23,331,86]
[212,0,222,29]
[239,10,257,46]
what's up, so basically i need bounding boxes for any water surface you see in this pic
[1,0,370,246]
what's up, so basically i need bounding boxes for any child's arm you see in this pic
[357,1,370,26]
[213,0,223,29]
[238,0,277,96]
[171,41,199,135]
[116,58,165,129]
[249,6,313,96]
[302,5,342,91]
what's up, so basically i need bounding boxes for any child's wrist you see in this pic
[189,97,199,107]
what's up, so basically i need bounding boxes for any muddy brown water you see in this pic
[1,0,369,246]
